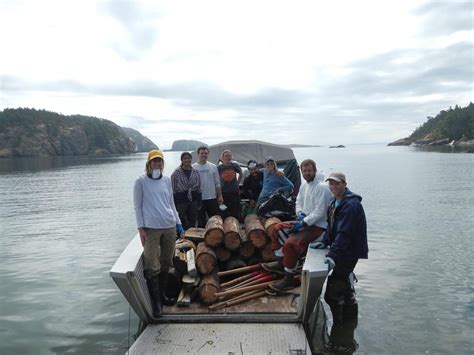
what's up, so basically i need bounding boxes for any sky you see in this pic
[0,0,472,149]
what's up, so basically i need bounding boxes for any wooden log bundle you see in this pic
[264,217,282,238]
[225,256,247,271]
[204,215,224,247]
[195,242,217,275]
[239,230,256,259]
[198,274,220,305]
[260,242,276,262]
[223,216,242,251]
[215,246,231,263]
[244,214,267,249]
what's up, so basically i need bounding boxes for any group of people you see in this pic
[133,147,368,328]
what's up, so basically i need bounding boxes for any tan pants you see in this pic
[143,227,176,279]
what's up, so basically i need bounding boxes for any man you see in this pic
[266,159,332,292]
[242,160,263,208]
[312,171,368,339]
[192,146,224,228]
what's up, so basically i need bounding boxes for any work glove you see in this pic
[297,212,306,221]
[310,241,327,249]
[176,224,184,237]
[291,222,303,232]
[324,256,336,271]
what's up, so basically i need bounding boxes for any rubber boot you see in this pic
[158,272,177,306]
[146,276,162,318]
[269,271,298,292]
[261,256,284,275]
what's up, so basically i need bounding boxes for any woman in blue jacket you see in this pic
[256,156,293,208]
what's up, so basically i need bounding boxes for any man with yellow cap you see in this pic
[133,150,183,315]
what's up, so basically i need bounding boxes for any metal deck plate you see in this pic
[128,323,309,354]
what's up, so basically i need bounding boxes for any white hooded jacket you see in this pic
[295,172,332,229]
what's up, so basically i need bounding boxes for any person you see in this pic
[266,159,332,292]
[312,172,368,348]
[192,146,223,228]
[217,149,243,219]
[171,152,202,230]
[133,150,183,315]
[242,160,263,206]
[256,156,294,209]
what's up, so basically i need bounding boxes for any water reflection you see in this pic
[0,154,145,174]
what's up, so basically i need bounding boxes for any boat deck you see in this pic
[128,322,310,354]
[163,288,300,315]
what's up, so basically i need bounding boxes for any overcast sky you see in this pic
[0,0,472,148]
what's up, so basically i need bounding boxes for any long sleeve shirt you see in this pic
[295,172,332,229]
[258,169,294,201]
[133,174,181,229]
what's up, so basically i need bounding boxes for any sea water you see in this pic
[0,145,472,354]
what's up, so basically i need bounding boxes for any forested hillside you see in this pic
[0,108,157,157]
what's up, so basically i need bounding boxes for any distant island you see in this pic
[288,144,322,148]
[388,103,473,151]
[329,145,346,148]
[166,140,207,151]
[0,108,159,158]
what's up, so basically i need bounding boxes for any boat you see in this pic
[110,141,331,354]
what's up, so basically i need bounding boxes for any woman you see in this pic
[171,152,202,230]
[217,149,243,219]
[133,150,183,314]
[256,156,294,208]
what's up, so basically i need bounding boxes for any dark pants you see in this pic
[272,225,325,270]
[324,259,358,309]
[222,192,241,220]
[176,201,198,230]
[197,198,220,228]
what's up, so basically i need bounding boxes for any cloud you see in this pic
[414,1,474,36]
[99,1,161,61]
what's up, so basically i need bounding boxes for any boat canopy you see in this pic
[193,140,296,166]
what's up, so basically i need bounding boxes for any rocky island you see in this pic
[0,108,158,158]
[167,139,206,151]
[388,103,473,151]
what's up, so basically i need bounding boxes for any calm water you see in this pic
[0,145,473,354]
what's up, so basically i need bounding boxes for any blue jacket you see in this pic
[258,169,294,202]
[324,189,368,262]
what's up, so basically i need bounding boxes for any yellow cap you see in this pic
[147,150,164,162]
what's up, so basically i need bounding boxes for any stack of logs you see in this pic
[190,214,282,309]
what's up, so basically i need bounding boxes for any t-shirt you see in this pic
[218,162,242,194]
[192,161,221,200]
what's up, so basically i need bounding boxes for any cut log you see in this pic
[186,248,197,277]
[225,257,247,271]
[173,250,188,274]
[264,217,282,238]
[223,216,242,251]
[239,229,255,259]
[204,215,224,247]
[215,246,231,263]
[195,242,217,275]
[199,274,220,305]
[244,214,267,249]
[260,242,276,262]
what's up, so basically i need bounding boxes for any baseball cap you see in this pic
[325,172,346,183]
[264,156,275,164]
[147,150,164,162]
